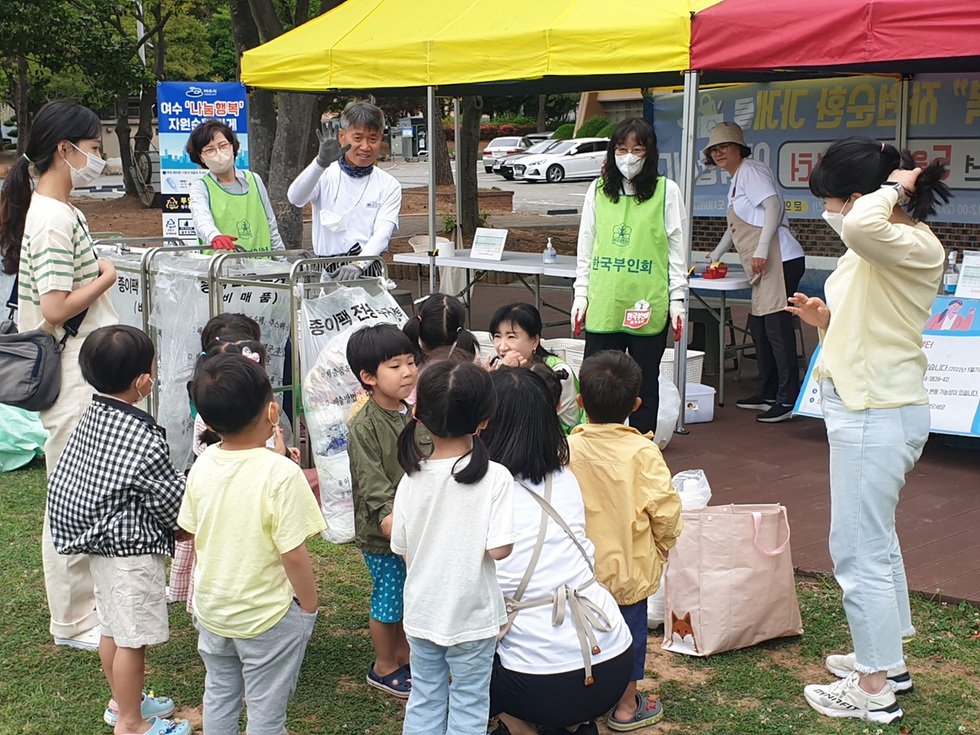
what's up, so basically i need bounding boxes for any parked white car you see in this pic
[482,136,531,173]
[515,137,609,183]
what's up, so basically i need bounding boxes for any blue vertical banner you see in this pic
[157,82,249,243]
[648,73,980,223]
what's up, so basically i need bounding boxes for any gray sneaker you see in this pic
[825,652,913,693]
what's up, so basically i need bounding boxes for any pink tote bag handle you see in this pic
[751,506,791,557]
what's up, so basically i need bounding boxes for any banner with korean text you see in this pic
[649,74,980,223]
[157,82,249,243]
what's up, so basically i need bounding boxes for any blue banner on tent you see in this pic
[157,82,249,242]
[648,73,980,224]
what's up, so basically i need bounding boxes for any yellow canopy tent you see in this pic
[240,0,720,430]
[241,0,719,94]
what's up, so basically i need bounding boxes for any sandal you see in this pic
[607,693,664,732]
[366,662,412,698]
[103,691,176,726]
[117,716,192,735]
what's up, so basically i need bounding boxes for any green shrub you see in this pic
[596,122,617,139]
[552,123,575,140]
[575,115,608,138]
[491,114,537,126]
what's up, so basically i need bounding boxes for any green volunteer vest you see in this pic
[587,180,669,336]
[199,171,271,252]
[544,354,586,434]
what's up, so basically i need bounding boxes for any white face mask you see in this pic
[821,201,848,237]
[202,147,235,175]
[66,142,107,188]
[615,153,644,180]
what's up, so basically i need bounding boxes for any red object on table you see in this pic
[703,263,729,279]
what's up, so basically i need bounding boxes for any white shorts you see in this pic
[89,553,169,648]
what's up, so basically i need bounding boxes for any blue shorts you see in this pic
[619,601,648,681]
[362,552,406,623]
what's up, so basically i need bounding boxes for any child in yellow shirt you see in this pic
[567,350,682,732]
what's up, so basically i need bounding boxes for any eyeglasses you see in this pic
[201,141,232,157]
[707,142,734,155]
[615,146,647,156]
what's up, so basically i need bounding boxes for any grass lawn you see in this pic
[1,458,978,735]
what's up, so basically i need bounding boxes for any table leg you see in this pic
[415,265,423,300]
[718,292,726,406]
[535,274,542,312]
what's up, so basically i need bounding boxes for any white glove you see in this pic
[669,300,686,337]
[571,296,588,333]
[333,263,362,281]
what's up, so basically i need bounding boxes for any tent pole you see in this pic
[897,75,911,150]
[428,86,437,294]
[674,69,700,434]
[454,98,463,255]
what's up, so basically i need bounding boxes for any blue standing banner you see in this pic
[157,82,249,243]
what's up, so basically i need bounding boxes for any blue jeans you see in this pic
[821,379,927,674]
[403,635,496,735]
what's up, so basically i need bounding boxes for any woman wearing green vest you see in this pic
[572,119,688,434]
[187,119,284,253]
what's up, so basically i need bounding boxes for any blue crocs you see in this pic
[142,717,192,735]
[103,691,176,726]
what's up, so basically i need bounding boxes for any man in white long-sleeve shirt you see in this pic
[287,101,401,280]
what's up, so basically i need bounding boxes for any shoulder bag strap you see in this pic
[6,276,16,320]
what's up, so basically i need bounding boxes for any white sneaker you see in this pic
[804,671,903,724]
[54,624,101,651]
[825,652,914,693]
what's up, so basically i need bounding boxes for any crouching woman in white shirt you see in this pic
[483,367,633,735]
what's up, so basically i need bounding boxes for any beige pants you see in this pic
[39,343,99,638]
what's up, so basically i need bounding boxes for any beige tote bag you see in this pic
[661,504,803,657]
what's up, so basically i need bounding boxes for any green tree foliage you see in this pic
[552,123,575,140]
[597,122,617,139]
[575,115,608,138]
[482,94,578,130]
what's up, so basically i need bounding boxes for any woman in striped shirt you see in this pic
[0,100,118,651]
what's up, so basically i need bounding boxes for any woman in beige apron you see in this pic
[703,122,806,423]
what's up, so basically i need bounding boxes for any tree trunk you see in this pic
[266,93,316,247]
[537,94,547,132]
[14,56,30,155]
[458,96,483,238]
[136,86,155,154]
[230,0,274,181]
[116,93,137,197]
[430,98,453,187]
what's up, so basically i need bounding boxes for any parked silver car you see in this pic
[482,136,531,173]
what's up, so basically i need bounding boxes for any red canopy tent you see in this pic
[691,0,980,75]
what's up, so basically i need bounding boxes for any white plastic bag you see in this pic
[672,469,713,510]
[648,469,713,627]
[299,284,406,543]
[654,373,681,449]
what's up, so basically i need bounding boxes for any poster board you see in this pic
[794,297,980,437]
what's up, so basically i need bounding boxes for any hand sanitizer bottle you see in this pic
[943,251,959,295]
[543,237,557,264]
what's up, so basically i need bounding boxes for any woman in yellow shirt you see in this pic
[788,137,950,726]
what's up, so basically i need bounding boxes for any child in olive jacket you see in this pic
[346,323,420,698]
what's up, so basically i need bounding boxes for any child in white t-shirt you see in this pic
[390,360,515,735]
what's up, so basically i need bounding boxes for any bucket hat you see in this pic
[702,121,748,158]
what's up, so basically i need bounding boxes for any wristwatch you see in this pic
[882,180,909,202]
